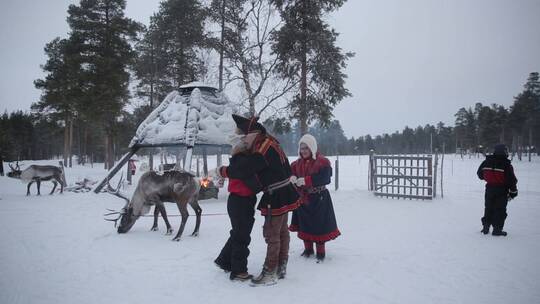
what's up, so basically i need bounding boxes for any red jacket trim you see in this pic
[260,198,301,216]
[290,228,341,242]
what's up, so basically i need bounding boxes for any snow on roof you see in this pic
[179,81,217,90]
[129,87,235,148]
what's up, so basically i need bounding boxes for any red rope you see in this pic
[139,212,228,217]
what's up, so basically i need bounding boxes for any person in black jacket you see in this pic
[214,136,262,282]
[477,144,518,236]
[213,114,300,286]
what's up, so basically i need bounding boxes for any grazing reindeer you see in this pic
[105,170,202,241]
[7,163,66,195]
[149,177,219,234]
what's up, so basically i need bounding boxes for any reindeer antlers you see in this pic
[105,174,130,204]
[103,174,129,227]
[104,208,124,227]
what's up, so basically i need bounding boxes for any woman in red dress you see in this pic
[289,134,341,262]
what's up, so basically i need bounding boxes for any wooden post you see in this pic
[203,147,208,176]
[127,159,132,185]
[185,146,193,173]
[433,150,438,198]
[368,150,374,191]
[441,143,445,198]
[430,133,433,155]
[182,152,186,169]
[217,146,223,167]
[93,147,139,193]
[196,154,200,177]
[335,156,339,191]
[427,156,433,197]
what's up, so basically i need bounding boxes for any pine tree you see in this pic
[34,37,84,166]
[271,0,353,134]
[454,107,477,151]
[134,23,171,109]
[67,0,141,169]
[150,0,209,88]
[508,72,540,159]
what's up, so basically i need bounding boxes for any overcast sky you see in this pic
[1,0,539,137]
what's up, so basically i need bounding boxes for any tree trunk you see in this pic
[149,70,155,171]
[104,132,114,170]
[0,155,4,176]
[218,0,226,91]
[63,113,70,166]
[249,96,256,117]
[68,119,74,168]
[517,135,522,161]
[83,126,88,165]
[529,126,533,162]
[77,121,82,165]
[108,133,115,169]
[104,134,109,170]
[299,43,308,135]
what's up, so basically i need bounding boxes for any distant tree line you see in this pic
[266,72,540,157]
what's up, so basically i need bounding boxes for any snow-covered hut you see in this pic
[94,82,235,193]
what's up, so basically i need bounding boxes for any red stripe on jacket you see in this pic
[228,179,255,197]
[482,168,506,186]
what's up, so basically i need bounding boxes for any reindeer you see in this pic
[7,162,66,195]
[104,170,202,241]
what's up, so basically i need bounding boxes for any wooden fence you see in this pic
[368,154,438,200]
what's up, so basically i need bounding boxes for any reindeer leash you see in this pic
[139,212,228,217]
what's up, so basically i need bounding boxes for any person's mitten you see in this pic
[289,175,298,184]
[509,190,518,200]
[295,177,306,187]
[216,177,225,188]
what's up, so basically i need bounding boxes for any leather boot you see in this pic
[250,265,278,286]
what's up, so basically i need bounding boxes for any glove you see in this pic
[208,167,222,179]
[216,177,225,188]
[509,190,518,200]
[289,175,298,184]
[295,177,306,187]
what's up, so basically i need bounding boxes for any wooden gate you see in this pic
[368,154,435,200]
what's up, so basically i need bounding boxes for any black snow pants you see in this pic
[482,187,508,231]
[216,194,256,274]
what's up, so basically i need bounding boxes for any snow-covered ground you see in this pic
[1,155,539,304]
